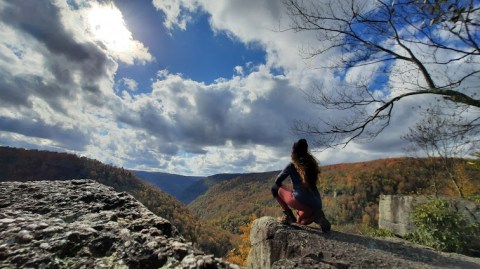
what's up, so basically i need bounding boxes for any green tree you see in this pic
[408,198,479,254]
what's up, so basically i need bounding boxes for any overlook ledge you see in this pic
[247,216,480,269]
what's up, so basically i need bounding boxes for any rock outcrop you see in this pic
[0,179,238,269]
[247,216,480,269]
[379,195,480,236]
[378,195,424,236]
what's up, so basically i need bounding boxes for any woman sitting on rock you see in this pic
[271,138,331,232]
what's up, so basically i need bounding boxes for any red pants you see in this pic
[275,186,315,225]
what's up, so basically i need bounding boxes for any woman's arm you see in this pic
[274,164,291,186]
[272,164,291,197]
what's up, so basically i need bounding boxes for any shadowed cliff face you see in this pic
[247,217,480,269]
[0,179,239,269]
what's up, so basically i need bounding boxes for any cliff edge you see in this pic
[247,216,480,269]
[0,179,238,269]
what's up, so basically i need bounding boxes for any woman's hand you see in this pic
[271,183,280,197]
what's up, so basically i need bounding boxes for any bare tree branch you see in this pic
[284,0,480,148]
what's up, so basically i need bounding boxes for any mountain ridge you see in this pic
[132,170,203,204]
[179,173,246,204]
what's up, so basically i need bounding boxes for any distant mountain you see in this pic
[180,173,246,204]
[188,171,278,233]
[0,146,233,256]
[188,158,480,235]
[132,171,203,203]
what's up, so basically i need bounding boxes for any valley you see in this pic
[2,146,479,263]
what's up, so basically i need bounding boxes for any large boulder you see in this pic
[247,216,480,269]
[378,195,426,236]
[0,179,239,269]
[379,195,480,236]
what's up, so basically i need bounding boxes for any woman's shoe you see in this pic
[279,209,296,224]
[314,210,331,232]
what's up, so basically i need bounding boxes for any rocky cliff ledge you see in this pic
[0,179,238,269]
[247,216,480,269]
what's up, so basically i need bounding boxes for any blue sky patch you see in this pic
[114,0,266,92]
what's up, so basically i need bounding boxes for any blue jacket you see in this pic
[275,163,322,208]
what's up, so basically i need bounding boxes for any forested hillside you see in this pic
[132,170,202,203]
[0,147,232,256]
[189,172,278,234]
[179,173,245,204]
[319,158,480,225]
[189,157,480,235]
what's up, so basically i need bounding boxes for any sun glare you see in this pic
[87,4,133,53]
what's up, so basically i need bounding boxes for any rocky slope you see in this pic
[247,217,480,269]
[0,179,239,269]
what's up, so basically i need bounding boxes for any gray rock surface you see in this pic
[0,179,239,269]
[379,195,480,236]
[378,195,424,236]
[247,216,480,269]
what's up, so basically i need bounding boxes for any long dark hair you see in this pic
[291,139,320,191]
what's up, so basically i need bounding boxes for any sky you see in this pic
[1,0,473,176]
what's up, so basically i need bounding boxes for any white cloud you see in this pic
[114,65,316,148]
[152,0,198,30]
[0,0,400,175]
[116,77,138,92]
[77,1,154,65]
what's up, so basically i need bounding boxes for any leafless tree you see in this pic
[285,0,480,147]
[402,105,479,197]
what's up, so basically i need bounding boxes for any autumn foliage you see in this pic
[189,157,480,239]
[225,214,256,265]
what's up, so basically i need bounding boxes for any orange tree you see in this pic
[225,214,257,266]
